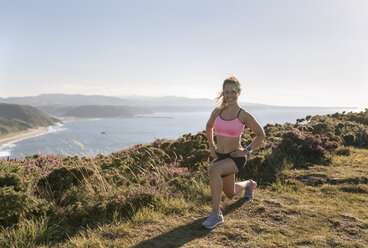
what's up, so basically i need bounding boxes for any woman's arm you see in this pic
[239,110,265,156]
[206,109,219,157]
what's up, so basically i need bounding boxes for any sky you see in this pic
[1,0,367,108]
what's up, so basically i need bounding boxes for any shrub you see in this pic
[343,133,355,146]
[323,140,339,150]
[37,167,94,202]
[335,147,351,156]
[0,173,22,191]
[0,186,49,227]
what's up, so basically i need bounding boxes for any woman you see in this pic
[202,76,265,229]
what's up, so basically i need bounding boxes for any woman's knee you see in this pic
[208,164,219,177]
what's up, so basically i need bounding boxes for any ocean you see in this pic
[0,107,359,159]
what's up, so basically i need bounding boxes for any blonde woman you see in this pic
[202,76,265,229]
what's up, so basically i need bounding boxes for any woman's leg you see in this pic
[222,175,252,198]
[208,159,239,213]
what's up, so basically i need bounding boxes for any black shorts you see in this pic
[215,151,247,173]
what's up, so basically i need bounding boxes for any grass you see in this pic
[119,147,367,248]
[3,147,363,248]
[2,108,368,247]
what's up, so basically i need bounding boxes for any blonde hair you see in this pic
[215,76,242,110]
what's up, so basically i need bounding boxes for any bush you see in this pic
[335,147,351,156]
[37,167,94,202]
[0,187,49,227]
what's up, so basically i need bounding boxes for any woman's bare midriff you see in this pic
[216,135,242,154]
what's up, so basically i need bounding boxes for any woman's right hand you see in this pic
[209,146,218,159]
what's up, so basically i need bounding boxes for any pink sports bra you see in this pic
[214,108,245,137]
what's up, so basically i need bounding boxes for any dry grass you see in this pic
[63,147,368,248]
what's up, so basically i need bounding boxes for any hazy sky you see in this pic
[1,0,367,107]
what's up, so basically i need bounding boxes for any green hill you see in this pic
[0,103,58,136]
[0,110,367,247]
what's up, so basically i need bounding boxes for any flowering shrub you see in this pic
[22,155,64,176]
[35,155,64,167]
[273,130,340,169]
[167,161,189,177]
[302,133,325,156]
[152,139,162,148]
[323,140,339,150]
[282,130,303,140]
[281,131,339,157]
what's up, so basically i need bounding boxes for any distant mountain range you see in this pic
[0,103,59,136]
[0,94,216,107]
[0,94,215,117]
[0,94,356,119]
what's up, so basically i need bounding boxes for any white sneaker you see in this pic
[202,210,224,229]
[243,179,257,199]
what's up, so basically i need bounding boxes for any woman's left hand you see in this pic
[230,148,246,157]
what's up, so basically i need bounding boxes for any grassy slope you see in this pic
[66,147,368,248]
[0,103,58,136]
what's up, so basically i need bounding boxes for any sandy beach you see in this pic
[0,126,50,146]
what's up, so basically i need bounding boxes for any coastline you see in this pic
[0,126,50,146]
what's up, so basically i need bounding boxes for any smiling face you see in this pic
[223,83,240,105]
